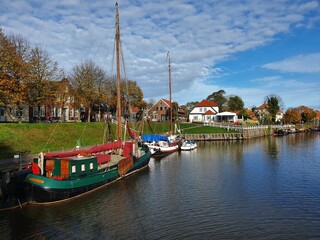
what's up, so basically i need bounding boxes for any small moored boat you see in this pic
[181,140,197,151]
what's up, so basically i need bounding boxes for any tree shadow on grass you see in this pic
[0,142,16,160]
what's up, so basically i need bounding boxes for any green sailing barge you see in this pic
[25,140,151,203]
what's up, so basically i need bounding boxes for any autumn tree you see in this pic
[0,28,28,118]
[69,60,108,122]
[8,33,31,63]
[206,89,227,112]
[299,105,316,123]
[107,77,145,120]
[26,46,62,121]
[283,108,301,124]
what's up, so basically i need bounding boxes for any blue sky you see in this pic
[1,0,319,109]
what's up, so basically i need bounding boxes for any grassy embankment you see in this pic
[0,122,237,159]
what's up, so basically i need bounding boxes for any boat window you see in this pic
[72,165,76,173]
[90,162,94,170]
[81,164,85,171]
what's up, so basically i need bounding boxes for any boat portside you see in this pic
[25,148,151,204]
[25,168,119,203]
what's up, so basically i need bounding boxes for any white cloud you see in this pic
[263,53,320,73]
[1,0,319,107]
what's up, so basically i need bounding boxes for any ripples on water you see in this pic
[1,133,320,239]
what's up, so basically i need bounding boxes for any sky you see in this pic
[1,0,320,110]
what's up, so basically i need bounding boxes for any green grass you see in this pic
[0,122,235,159]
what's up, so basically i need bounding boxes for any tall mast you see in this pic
[115,2,121,140]
[168,52,173,135]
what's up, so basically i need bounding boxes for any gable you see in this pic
[148,98,171,113]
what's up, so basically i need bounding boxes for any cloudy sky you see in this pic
[1,0,320,109]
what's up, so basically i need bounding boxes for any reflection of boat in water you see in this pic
[273,129,289,136]
[24,2,151,204]
[181,140,197,151]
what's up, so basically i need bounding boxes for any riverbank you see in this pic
[0,122,235,159]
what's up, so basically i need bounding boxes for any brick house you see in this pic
[147,98,171,122]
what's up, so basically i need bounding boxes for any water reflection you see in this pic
[1,133,320,239]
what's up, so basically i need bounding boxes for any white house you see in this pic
[215,112,238,123]
[189,100,219,123]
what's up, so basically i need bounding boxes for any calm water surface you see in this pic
[1,133,320,239]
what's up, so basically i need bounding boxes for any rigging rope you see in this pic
[41,122,60,152]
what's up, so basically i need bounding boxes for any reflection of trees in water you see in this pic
[286,132,318,148]
[199,140,245,163]
[266,136,279,161]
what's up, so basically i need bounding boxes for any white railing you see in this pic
[204,122,295,131]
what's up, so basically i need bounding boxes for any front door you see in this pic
[0,107,5,122]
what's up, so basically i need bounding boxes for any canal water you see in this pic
[1,132,319,239]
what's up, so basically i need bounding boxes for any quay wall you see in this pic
[183,127,271,141]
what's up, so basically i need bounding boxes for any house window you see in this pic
[57,108,61,117]
[165,107,167,110]
[204,108,207,112]
[16,109,22,117]
[72,165,76,173]
[81,164,85,171]
[33,108,38,117]
[90,163,94,170]
[75,109,78,118]
[70,108,74,117]
[40,106,45,117]
[200,108,202,112]
[160,107,163,111]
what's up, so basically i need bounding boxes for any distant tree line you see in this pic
[0,28,146,122]
[182,89,317,125]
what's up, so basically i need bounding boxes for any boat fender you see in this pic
[38,152,44,175]
[32,162,41,175]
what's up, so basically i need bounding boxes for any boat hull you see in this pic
[25,150,151,204]
[151,145,179,158]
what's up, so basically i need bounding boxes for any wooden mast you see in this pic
[115,2,121,140]
[168,52,173,135]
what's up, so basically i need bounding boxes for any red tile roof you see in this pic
[196,99,218,107]
[256,103,268,110]
[162,99,172,107]
[204,110,215,115]
[131,106,140,113]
